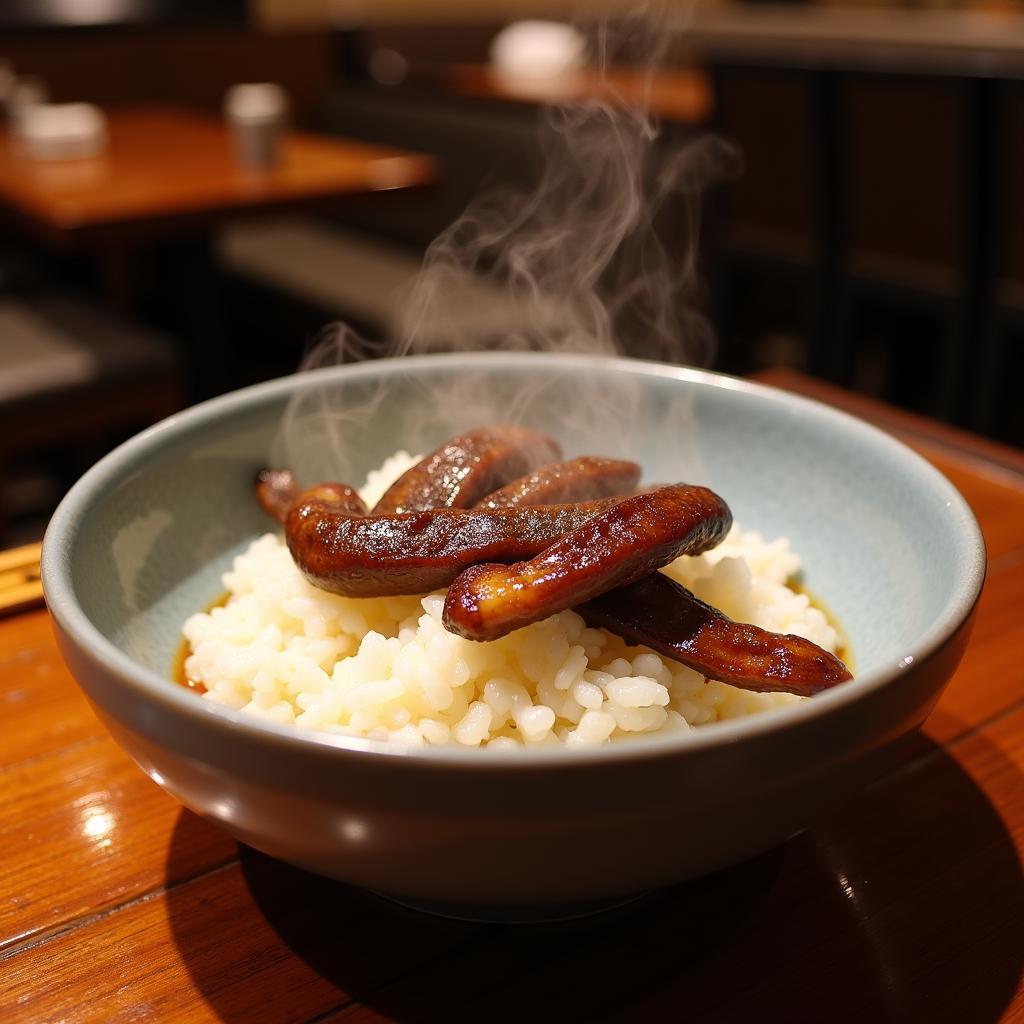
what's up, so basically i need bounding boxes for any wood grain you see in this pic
[0,610,100,770]
[0,106,437,246]
[7,699,1021,1023]
[925,559,1024,744]
[0,866,347,1024]
[0,735,235,952]
[0,842,481,1024]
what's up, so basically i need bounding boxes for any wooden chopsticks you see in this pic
[0,542,44,617]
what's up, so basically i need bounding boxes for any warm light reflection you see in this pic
[81,806,116,848]
[823,842,901,1012]
[340,817,369,842]
[46,0,135,26]
[370,158,417,192]
[212,798,238,822]
[835,869,857,903]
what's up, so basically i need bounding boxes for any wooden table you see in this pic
[0,106,437,248]
[437,63,713,126]
[2,370,1022,1023]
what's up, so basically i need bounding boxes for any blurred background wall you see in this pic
[253,1,586,30]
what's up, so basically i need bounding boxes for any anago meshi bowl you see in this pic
[42,353,984,917]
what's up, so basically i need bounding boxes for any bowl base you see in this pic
[370,888,655,924]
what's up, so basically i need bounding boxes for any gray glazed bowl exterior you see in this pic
[42,353,985,910]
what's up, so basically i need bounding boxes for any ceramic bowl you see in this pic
[42,353,985,919]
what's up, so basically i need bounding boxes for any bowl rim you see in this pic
[42,351,987,767]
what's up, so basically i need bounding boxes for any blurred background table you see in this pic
[0,106,437,247]
[0,105,436,398]
[1,372,1021,1023]
[436,63,712,125]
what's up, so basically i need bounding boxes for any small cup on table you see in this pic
[224,83,289,171]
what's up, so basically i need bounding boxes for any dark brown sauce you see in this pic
[790,579,853,673]
[172,591,228,694]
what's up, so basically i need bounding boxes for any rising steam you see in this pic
[275,7,737,487]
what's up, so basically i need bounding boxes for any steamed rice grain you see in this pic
[182,454,842,748]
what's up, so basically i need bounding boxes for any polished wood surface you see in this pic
[0,106,437,246]
[439,63,712,125]
[2,371,1022,1023]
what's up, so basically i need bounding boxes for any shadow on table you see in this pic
[164,732,1023,1024]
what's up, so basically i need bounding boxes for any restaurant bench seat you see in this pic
[218,217,531,347]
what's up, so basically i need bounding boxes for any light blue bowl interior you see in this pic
[57,354,982,686]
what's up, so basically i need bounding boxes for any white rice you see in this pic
[182,453,842,749]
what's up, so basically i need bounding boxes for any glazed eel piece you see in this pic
[256,468,307,523]
[581,573,852,695]
[474,461,851,691]
[372,425,562,514]
[261,474,620,598]
[443,485,732,641]
[261,453,851,694]
[259,469,621,597]
[474,457,641,509]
